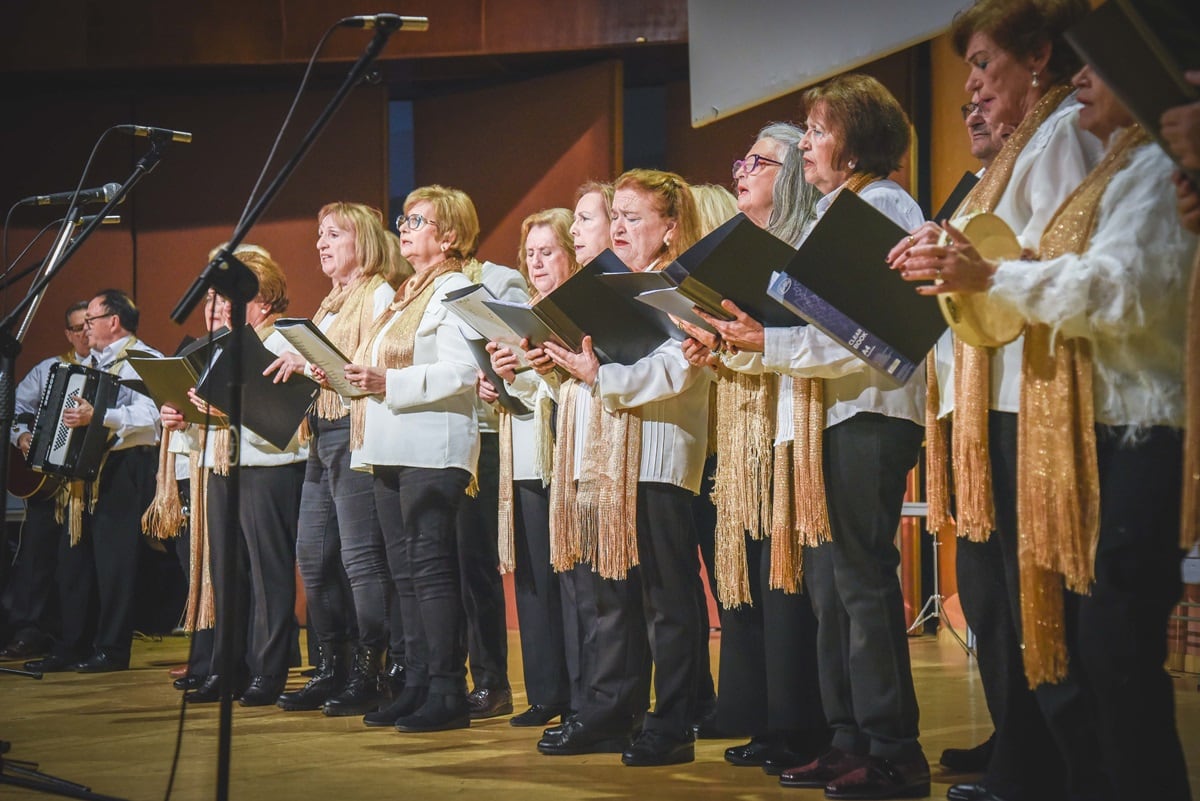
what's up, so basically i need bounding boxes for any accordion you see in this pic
[29,362,120,480]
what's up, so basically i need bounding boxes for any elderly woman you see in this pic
[350,185,481,732]
[535,169,712,767]
[889,2,1106,798]
[166,250,307,707]
[267,203,400,717]
[901,64,1197,801]
[477,208,579,728]
[694,75,927,798]
[680,122,829,774]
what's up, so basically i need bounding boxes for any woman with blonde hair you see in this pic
[536,169,713,767]
[267,202,397,717]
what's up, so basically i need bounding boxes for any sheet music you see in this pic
[274,318,367,399]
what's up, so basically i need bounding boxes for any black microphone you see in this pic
[18,182,123,207]
[116,124,194,144]
[339,13,429,31]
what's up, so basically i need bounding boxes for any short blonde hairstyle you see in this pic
[612,169,700,265]
[317,202,402,286]
[237,250,290,315]
[690,184,738,237]
[404,185,481,260]
[517,208,578,291]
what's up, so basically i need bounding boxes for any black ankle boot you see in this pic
[363,683,427,727]
[323,645,385,717]
[276,643,345,711]
[394,691,470,733]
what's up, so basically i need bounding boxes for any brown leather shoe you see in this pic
[466,687,513,720]
[824,754,931,799]
[168,664,190,679]
[779,747,868,789]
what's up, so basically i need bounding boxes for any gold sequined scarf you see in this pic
[710,368,776,606]
[497,388,555,574]
[924,84,1075,543]
[548,378,641,580]
[183,427,215,631]
[1016,125,1149,686]
[349,260,463,450]
[311,273,387,422]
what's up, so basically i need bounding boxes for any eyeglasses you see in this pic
[82,312,116,327]
[66,324,86,333]
[798,123,829,142]
[396,213,440,232]
[961,102,981,120]
[732,154,783,179]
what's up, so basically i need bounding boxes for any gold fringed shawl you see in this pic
[312,273,388,422]
[710,368,775,607]
[497,386,555,575]
[1183,244,1200,550]
[141,437,185,540]
[1016,125,1149,687]
[924,84,1076,543]
[182,426,215,631]
[924,358,956,538]
[548,377,641,580]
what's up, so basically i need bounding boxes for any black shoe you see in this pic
[0,633,49,661]
[510,704,569,727]
[940,734,995,773]
[364,683,427,727]
[186,675,241,704]
[276,643,345,711]
[239,675,286,707]
[725,737,774,767]
[691,694,725,739]
[24,654,74,673]
[621,728,695,767]
[324,646,385,717]
[467,687,513,720]
[70,652,129,673]
[395,692,471,733]
[542,712,577,739]
[947,783,1010,801]
[824,753,931,800]
[385,661,406,693]
[173,675,203,691]
[537,719,627,755]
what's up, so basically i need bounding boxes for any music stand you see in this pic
[907,523,973,656]
[0,740,128,801]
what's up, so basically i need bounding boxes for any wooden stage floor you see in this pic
[2,630,1198,800]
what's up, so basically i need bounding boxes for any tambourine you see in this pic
[936,212,1024,348]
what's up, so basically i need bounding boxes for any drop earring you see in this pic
[1031,70,1040,88]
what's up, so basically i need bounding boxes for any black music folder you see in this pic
[766,189,946,386]
[1065,0,1200,184]
[597,213,805,331]
[464,336,531,416]
[933,171,980,222]
[195,326,319,451]
[482,249,677,366]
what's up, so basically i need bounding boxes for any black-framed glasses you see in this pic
[732,153,783,179]
[66,324,86,333]
[396,213,440,232]
[961,102,981,120]
[82,312,116,327]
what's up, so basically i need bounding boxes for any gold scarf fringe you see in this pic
[1018,562,1069,687]
[924,359,956,537]
[141,438,184,540]
[313,273,387,422]
[1183,244,1200,550]
[182,428,215,632]
[710,369,775,608]
[549,380,585,571]
[792,377,830,548]
[769,442,803,593]
[497,410,516,574]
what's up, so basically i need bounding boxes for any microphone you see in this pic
[116,124,194,144]
[76,214,122,227]
[339,13,429,31]
[18,182,123,207]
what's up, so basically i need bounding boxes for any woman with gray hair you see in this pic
[680,121,829,774]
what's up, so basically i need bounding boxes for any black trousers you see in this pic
[512,480,569,707]
[804,413,922,761]
[559,560,600,714]
[580,482,702,736]
[376,465,470,696]
[1,494,61,641]
[55,446,156,662]
[295,416,388,654]
[718,534,826,739]
[207,464,303,678]
[455,432,509,690]
[1074,426,1191,801]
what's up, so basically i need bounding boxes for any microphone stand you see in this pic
[167,21,403,801]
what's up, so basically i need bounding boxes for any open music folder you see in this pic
[766,189,946,386]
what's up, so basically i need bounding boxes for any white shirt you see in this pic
[9,352,88,447]
[988,141,1196,430]
[507,370,554,482]
[935,95,1105,417]
[726,179,927,440]
[353,272,481,475]
[473,261,531,434]
[94,334,162,450]
[569,340,712,493]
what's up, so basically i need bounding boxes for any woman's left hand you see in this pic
[894,219,996,295]
[543,336,599,385]
[343,364,387,395]
[477,371,500,404]
[696,299,764,353]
